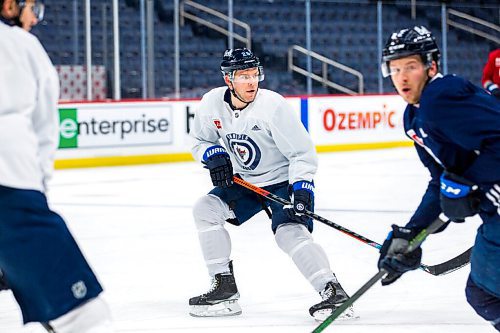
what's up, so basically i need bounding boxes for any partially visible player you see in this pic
[377,26,500,331]
[0,0,41,293]
[188,47,353,321]
[0,0,42,30]
[482,48,500,99]
[0,1,113,332]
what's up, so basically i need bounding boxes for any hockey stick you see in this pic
[311,215,449,333]
[420,246,472,276]
[233,176,471,276]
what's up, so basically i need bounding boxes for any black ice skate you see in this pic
[309,281,355,321]
[189,262,241,317]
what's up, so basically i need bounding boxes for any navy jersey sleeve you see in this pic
[421,76,500,185]
[406,143,444,230]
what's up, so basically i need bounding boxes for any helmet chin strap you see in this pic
[424,68,434,86]
[412,68,435,105]
[228,82,257,109]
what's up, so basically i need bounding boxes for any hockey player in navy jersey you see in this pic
[377,26,500,331]
[188,48,352,320]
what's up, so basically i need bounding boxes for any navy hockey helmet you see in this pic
[220,48,264,81]
[381,26,440,77]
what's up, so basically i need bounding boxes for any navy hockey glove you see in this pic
[485,83,500,99]
[202,146,233,188]
[284,181,314,224]
[440,171,480,222]
[378,225,422,286]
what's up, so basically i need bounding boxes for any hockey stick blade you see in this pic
[312,216,449,333]
[420,246,472,276]
[233,176,470,276]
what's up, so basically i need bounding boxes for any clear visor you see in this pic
[19,1,45,21]
[230,66,265,83]
[380,62,392,78]
[381,61,429,78]
[380,62,432,77]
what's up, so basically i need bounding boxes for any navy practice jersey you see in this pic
[403,74,500,230]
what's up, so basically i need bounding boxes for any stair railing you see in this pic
[180,0,251,49]
[288,45,364,95]
[447,8,500,45]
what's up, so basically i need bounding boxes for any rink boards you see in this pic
[55,94,411,169]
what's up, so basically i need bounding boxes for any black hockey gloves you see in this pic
[202,146,234,188]
[284,181,314,224]
[378,225,422,286]
[440,171,480,222]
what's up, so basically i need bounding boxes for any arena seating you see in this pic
[33,0,498,99]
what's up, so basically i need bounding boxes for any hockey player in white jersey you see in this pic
[188,48,353,320]
[0,1,113,332]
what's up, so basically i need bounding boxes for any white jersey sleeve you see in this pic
[0,23,60,191]
[189,87,226,162]
[31,37,60,186]
[269,97,318,184]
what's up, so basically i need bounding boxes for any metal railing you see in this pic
[288,45,364,95]
[447,8,500,45]
[180,0,251,49]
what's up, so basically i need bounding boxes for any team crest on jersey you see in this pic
[213,119,222,129]
[226,133,261,170]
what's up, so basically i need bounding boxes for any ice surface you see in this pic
[0,148,494,332]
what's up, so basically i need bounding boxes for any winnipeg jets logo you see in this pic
[235,146,247,159]
[226,133,261,170]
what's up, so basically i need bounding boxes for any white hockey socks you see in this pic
[47,296,113,333]
[193,194,233,276]
[275,223,336,292]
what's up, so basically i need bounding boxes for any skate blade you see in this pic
[313,305,357,322]
[190,300,242,317]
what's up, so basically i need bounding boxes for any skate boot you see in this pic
[189,261,241,317]
[309,280,355,321]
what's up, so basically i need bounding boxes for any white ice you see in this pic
[0,148,495,333]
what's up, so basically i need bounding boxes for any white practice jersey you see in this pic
[0,22,60,192]
[190,87,318,186]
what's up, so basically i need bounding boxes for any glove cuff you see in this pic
[390,224,418,241]
[440,172,478,199]
[486,82,499,92]
[292,180,315,195]
[203,145,228,161]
